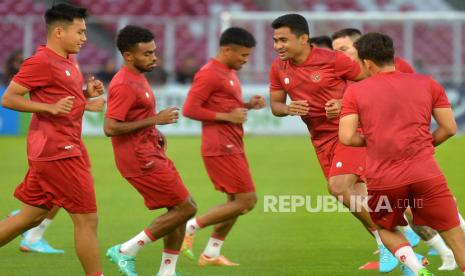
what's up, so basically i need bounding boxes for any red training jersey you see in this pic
[106,66,161,177]
[341,71,450,190]
[269,47,361,149]
[13,46,86,161]
[183,58,245,156]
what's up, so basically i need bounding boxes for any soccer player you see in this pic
[309,35,333,49]
[104,25,197,276]
[0,3,104,275]
[339,32,465,276]
[268,13,401,272]
[181,27,264,266]
[332,27,459,270]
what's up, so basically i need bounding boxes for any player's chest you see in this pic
[279,66,344,95]
[213,74,242,102]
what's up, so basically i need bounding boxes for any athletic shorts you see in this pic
[202,153,255,194]
[14,156,97,213]
[126,156,189,210]
[368,175,460,231]
[315,139,366,180]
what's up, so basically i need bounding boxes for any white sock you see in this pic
[458,212,465,231]
[203,237,224,258]
[120,230,154,256]
[371,229,383,246]
[425,234,452,257]
[158,251,179,276]
[25,218,52,243]
[186,218,201,236]
[394,245,423,274]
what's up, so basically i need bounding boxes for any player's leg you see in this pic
[369,188,431,275]
[405,212,456,270]
[410,176,465,271]
[328,174,374,231]
[69,212,102,275]
[0,203,48,246]
[439,227,465,272]
[107,197,196,275]
[20,205,64,253]
[158,222,186,276]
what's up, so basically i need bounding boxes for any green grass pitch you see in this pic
[0,135,464,275]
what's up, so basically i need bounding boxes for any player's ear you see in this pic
[299,34,309,45]
[123,51,133,62]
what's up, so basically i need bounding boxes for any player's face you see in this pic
[332,36,358,60]
[225,45,253,70]
[131,41,157,73]
[60,18,87,54]
[273,27,308,61]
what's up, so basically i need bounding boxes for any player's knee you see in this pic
[239,194,257,214]
[181,198,197,219]
[328,178,347,197]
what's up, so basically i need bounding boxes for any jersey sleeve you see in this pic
[12,56,51,90]
[105,84,137,121]
[430,78,451,108]
[182,70,218,121]
[333,51,361,81]
[269,60,284,92]
[340,85,359,117]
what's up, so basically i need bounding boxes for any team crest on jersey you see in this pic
[65,70,71,77]
[230,80,234,86]
[311,72,321,83]
[145,92,150,99]
[284,77,290,85]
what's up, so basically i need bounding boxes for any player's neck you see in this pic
[214,55,232,70]
[124,63,144,75]
[290,45,311,65]
[45,42,69,59]
[376,65,396,74]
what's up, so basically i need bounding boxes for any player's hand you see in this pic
[286,100,309,116]
[49,96,74,116]
[226,108,248,124]
[155,107,179,125]
[157,130,168,151]
[247,95,266,110]
[325,99,342,119]
[85,97,106,112]
[86,76,105,98]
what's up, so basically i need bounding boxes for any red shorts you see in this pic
[368,175,460,231]
[315,139,366,180]
[126,157,189,210]
[14,156,97,213]
[202,153,255,194]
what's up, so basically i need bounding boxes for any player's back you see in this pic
[346,71,449,187]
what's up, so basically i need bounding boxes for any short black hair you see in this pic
[116,25,155,54]
[331,28,362,41]
[309,35,333,49]
[219,27,256,48]
[44,3,87,31]
[354,32,395,66]
[271,14,309,37]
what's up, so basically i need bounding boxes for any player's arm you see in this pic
[104,107,178,137]
[325,99,342,119]
[1,81,74,115]
[182,73,248,124]
[339,114,365,147]
[431,107,456,146]
[85,97,106,112]
[269,90,309,117]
